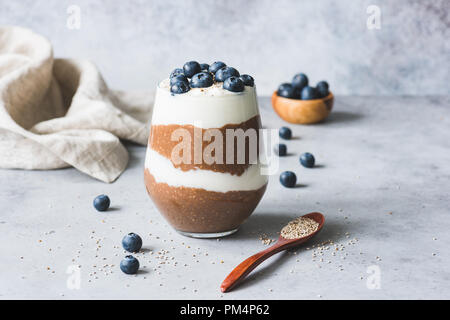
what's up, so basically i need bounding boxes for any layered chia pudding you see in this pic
[144,61,267,238]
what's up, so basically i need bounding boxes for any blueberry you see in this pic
[292,73,308,89]
[274,144,287,156]
[120,255,140,275]
[190,72,214,88]
[93,194,110,212]
[209,61,226,74]
[183,61,202,78]
[293,86,304,99]
[122,233,143,253]
[170,74,188,86]
[170,81,190,94]
[170,68,184,78]
[316,81,329,98]
[277,83,297,99]
[240,74,254,87]
[223,76,245,92]
[279,127,292,140]
[301,86,319,100]
[280,171,297,188]
[215,67,240,82]
[200,63,210,72]
[300,152,315,168]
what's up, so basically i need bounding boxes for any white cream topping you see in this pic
[145,148,268,193]
[151,80,259,128]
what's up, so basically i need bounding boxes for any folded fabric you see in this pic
[0,26,152,182]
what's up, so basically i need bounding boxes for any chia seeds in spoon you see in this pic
[281,217,319,239]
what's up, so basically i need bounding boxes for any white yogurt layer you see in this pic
[151,80,259,128]
[145,148,268,193]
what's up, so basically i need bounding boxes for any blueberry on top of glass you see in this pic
[190,72,214,88]
[200,63,210,72]
[170,68,184,78]
[170,74,188,86]
[215,66,240,82]
[170,81,190,94]
[240,74,254,87]
[209,61,226,74]
[223,76,245,92]
[183,61,202,78]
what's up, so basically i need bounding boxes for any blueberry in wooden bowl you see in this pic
[272,76,334,124]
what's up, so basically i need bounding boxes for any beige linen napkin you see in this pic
[0,26,152,182]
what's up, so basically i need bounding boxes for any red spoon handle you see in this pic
[220,240,289,293]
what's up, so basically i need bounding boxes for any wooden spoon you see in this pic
[220,212,325,293]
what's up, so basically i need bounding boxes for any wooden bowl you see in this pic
[271,91,334,124]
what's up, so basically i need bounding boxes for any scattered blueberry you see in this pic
[292,73,308,89]
[300,152,315,168]
[240,74,254,87]
[279,127,292,140]
[190,72,214,88]
[120,255,140,275]
[280,171,297,188]
[170,68,184,78]
[301,86,319,100]
[274,144,287,156]
[200,63,210,72]
[93,194,110,212]
[122,233,143,252]
[209,61,226,74]
[170,81,190,94]
[183,61,202,78]
[223,76,245,92]
[316,81,329,98]
[170,74,188,86]
[215,67,240,82]
[277,83,297,99]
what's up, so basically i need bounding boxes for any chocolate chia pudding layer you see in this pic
[145,169,267,233]
[149,115,261,176]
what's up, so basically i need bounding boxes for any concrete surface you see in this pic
[1,0,449,95]
[1,96,449,299]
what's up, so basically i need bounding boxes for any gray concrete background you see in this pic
[1,96,449,299]
[1,0,449,96]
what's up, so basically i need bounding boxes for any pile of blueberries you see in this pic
[169,61,255,94]
[277,73,329,100]
[276,127,316,188]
